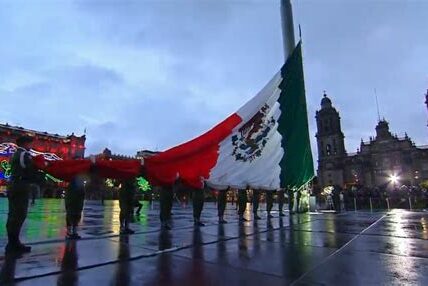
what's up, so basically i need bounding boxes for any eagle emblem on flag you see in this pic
[231,104,275,162]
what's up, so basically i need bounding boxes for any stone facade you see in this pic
[316,93,428,189]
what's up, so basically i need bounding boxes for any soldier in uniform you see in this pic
[134,193,143,215]
[5,136,38,253]
[159,185,174,230]
[192,188,205,227]
[119,178,136,234]
[217,187,228,224]
[252,189,261,220]
[277,188,286,216]
[65,172,87,239]
[296,189,302,213]
[288,188,295,214]
[238,187,249,222]
[266,190,274,218]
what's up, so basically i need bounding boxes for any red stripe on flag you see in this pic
[145,113,242,188]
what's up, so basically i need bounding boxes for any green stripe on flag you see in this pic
[278,41,314,189]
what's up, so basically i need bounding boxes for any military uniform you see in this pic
[296,189,301,213]
[237,189,248,221]
[277,189,286,216]
[288,188,295,214]
[6,145,37,252]
[217,188,228,223]
[252,189,261,219]
[134,192,143,215]
[192,189,205,226]
[159,186,173,229]
[65,174,86,239]
[266,191,274,218]
[119,179,136,234]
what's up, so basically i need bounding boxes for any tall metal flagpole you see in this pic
[281,0,296,61]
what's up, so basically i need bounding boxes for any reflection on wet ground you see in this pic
[0,199,427,285]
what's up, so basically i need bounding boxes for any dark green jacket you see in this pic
[9,148,37,183]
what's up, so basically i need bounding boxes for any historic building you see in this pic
[316,93,428,189]
[0,123,86,159]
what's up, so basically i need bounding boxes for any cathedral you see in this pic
[315,93,428,189]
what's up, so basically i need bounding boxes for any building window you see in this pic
[326,144,331,156]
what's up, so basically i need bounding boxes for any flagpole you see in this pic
[281,0,296,60]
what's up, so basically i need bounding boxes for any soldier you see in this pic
[5,136,38,253]
[159,185,174,230]
[288,188,295,214]
[192,188,205,227]
[65,172,87,239]
[238,187,249,222]
[217,187,228,224]
[277,188,286,216]
[266,191,274,218]
[252,189,261,220]
[134,192,143,215]
[296,188,302,213]
[119,178,137,234]
[30,170,45,205]
[332,185,341,213]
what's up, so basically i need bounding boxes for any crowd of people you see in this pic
[313,184,428,212]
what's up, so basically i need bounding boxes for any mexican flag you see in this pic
[145,42,314,190]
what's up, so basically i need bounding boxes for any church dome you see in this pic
[321,92,332,109]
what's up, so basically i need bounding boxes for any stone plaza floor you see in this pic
[0,198,427,285]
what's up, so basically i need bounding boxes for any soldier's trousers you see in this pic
[65,195,84,227]
[288,190,294,212]
[119,200,133,227]
[237,190,247,216]
[6,184,30,246]
[252,190,260,214]
[277,190,285,213]
[266,191,274,213]
[217,190,227,217]
[160,187,173,223]
[192,190,204,220]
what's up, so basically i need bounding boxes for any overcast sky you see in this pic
[1,0,427,165]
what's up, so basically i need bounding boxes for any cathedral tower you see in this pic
[315,92,346,186]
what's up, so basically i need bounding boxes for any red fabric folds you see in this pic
[96,159,142,180]
[33,156,91,181]
[144,113,242,189]
[33,156,142,181]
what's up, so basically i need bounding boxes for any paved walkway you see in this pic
[0,199,427,285]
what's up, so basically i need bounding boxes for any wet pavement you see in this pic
[0,198,427,285]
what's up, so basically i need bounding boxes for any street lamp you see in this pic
[389,174,399,188]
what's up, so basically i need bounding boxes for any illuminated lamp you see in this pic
[389,174,400,186]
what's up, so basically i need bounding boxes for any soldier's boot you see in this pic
[72,226,81,239]
[6,229,31,253]
[219,215,228,224]
[194,217,205,227]
[124,220,135,234]
[66,226,74,239]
